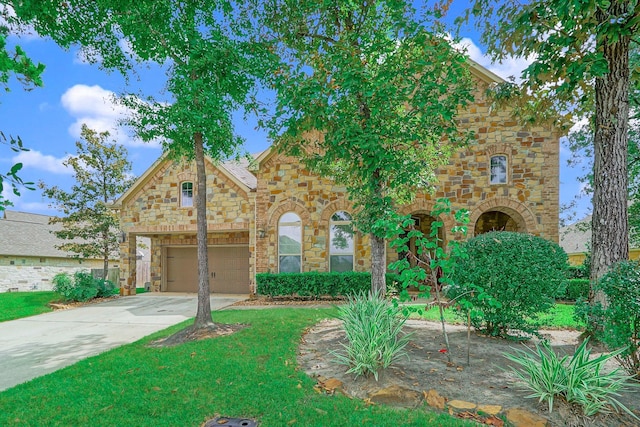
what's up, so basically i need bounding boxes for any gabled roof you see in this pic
[113,153,258,208]
[221,157,257,189]
[0,211,74,258]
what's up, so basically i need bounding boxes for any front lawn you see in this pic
[0,308,473,427]
[0,291,61,322]
[409,303,583,329]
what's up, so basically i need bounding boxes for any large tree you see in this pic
[255,0,474,293]
[468,0,638,304]
[0,21,44,210]
[10,0,269,329]
[40,125,134,283]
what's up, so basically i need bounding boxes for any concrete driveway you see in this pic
[0,293,244,392]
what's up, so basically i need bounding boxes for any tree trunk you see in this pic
[590,4,631,306]
[370,233,386,295]
[103,238,109,287]
[193,132,213,328]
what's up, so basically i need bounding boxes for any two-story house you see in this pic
[112,60,561,295]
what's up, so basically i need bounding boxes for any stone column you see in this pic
[120,234,137,296]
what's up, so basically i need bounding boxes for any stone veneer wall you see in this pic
[118,159,254,294]
[257,77,560,272]
[0,256,106,292]
[254,154,371,274]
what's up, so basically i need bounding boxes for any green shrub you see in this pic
[576,261,640,377]
[567,264,589,280]
[561,279,590,301]
[52,270,115,302]
[504,339,638,417]
[52,273,74,297]
[449,231,568,338]
[331,291,412,380]
[256,272,399,298]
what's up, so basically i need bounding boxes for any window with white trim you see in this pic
[278,212,302,273]
[181,182,193,207]
[490,155,507,184]
[329,211,354,272]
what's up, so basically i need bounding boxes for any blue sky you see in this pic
[0,2,591,223]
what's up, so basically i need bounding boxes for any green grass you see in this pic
[408,303,583,329]
[0,308,473,427]
[0,291,62,322]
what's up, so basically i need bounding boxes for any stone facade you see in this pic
[115,67,561,295]
[0,256,105,292]
[115,156,254,294]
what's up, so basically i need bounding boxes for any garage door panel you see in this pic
[166,248,198,292]
[166,246,249,294]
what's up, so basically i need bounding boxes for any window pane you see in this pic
[490,156,507,184]
[280,212,300,223]
[330,255,353,272]
[330,223,354,253]
[279,255,301,273]
[181,182,193,207]
[279,227,301,254]
[279,212,302,272]
[331,211,352,222]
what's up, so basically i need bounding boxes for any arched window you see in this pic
[490,155,507,184]
[181,182,194,207]
[278,212,302,273]
[329,211,354,272]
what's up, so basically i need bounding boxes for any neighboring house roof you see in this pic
[0,210,74,258]
[559,215,592,254]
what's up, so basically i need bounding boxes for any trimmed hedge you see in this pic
[567,265,589,279]
[561,278,590,301]
[256,272,400,298]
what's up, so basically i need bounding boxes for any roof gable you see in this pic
[113,154,257,208]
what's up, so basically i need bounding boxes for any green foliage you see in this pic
[255,1,473,292]
[576,261,640,377]
[560,279,590,301]
[40,126,134,282]
[52,271,115,302]
[504,339,638,417]
[467,0,635,293]
[567,265,589,280]
[332,292,412,380]
[256,272,399,298]
[449,231,568,338]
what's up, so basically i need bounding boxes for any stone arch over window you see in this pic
[278,212,302,273]
[399,199,454,240]
[180,181,194,207]
[266,198,311,229]
[469,198,538,238]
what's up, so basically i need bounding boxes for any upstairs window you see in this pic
[329,211,354,272]
[278,212,302,273]
[181,182,193,207]
[490,155,507,184]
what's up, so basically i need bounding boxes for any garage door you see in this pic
[165,246,250,294]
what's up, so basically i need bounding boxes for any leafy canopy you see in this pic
[40,125,134,261]
[257,0,474,230]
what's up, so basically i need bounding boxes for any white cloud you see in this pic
[60,84,158,148]
[12,150,72,175]
[455,37,534,82]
